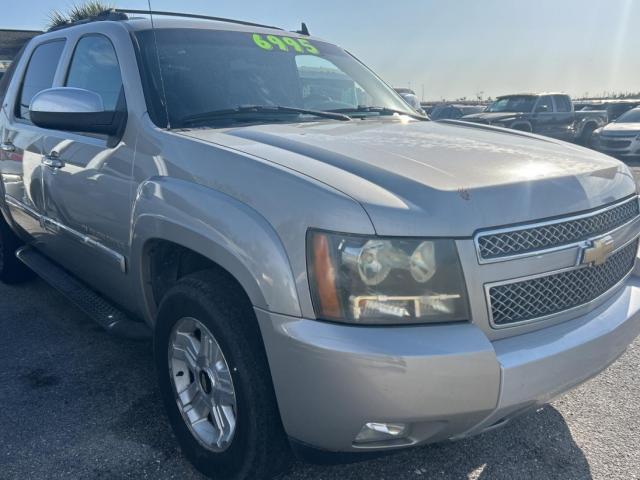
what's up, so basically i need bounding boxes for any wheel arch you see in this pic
[130,178,301,326]
[511,122,532,132]
[579,120,598,136]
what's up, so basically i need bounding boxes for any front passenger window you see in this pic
[66,35,123,111]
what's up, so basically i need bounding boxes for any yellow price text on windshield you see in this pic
[252,34,319,55]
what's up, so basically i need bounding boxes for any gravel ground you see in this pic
[1,164,639,480]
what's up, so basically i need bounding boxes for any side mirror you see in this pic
[29,87,124,136]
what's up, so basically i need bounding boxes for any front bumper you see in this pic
[255,274,640,453]
[594,135,640,157]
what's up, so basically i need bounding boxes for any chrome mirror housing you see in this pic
[29,87,125,136]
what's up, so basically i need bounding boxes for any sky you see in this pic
[4,0,640,101]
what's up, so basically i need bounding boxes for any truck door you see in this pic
[1,39,66,240]
[39,33,135,301]
[531,95,555,137]
[552,95,575,142]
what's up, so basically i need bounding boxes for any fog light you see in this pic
[354,422,409,444]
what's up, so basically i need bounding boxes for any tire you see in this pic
[0,217,34,284]
[154,270,290,480]
[580,124,597,148]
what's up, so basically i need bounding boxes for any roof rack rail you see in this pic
[114,9,283,31]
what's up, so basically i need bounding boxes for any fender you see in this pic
[575,119,600,138]
[0,168,27,240]
[129,177,301,325]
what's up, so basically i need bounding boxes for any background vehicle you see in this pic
[0,29,41,81]
[429,103,485,121]
[593,107,640,158]
[575,99,640,122]
[394,88,427,115]
[462,93,607,144]
[1,9,640,480]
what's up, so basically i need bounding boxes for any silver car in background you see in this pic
[594,107,640,158]
[394,88,427,115]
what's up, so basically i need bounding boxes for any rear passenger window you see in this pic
[66,35,123,111]
[555,96,572,112]
[17,40,65,120]
[536,96,554,113]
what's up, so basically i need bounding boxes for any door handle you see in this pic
[1,142,15,153]
[42,153,64,170]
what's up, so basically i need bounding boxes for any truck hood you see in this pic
[460,112,524,123]
[180,119,635,236]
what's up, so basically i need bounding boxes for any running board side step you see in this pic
[16,246,151,340]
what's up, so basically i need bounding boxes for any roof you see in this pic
[497,92,569,98]
[36,15,327,49]
[122,17,281,33]
[45,9,289,36]
[576,99,640,106]
[35,11,330,51]
[0,29,41,61]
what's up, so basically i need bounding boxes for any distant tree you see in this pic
[47,1,115,30]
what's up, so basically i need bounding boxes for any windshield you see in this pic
[486,96,536,113]
[616,109,640,123]
[135,28,415,128]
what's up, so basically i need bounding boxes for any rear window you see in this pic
[17,40,65,120]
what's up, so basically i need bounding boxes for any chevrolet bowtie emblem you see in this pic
[581,235,614,266]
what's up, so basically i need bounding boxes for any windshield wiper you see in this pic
[178,105,351,127]
[328,106,428,121]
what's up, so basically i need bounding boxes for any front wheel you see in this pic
[154,271,290,480]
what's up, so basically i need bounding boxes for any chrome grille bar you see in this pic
[487,239,638,327]
[475,196,640,263]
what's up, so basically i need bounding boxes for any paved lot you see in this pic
[1,164,640,480]
[0,279,639,480]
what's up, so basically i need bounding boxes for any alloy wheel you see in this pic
[168,317,237,452]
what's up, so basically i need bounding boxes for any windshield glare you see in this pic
[487,96,536,113]
[616,109,640,123]
[135,29,414,128]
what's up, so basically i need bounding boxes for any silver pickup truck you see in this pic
[1,10,640,480]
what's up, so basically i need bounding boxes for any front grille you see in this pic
[477,197,639,260]
[602,139,632,149]
[488,239,638,326]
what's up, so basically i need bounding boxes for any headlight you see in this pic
[307,230,470,324]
